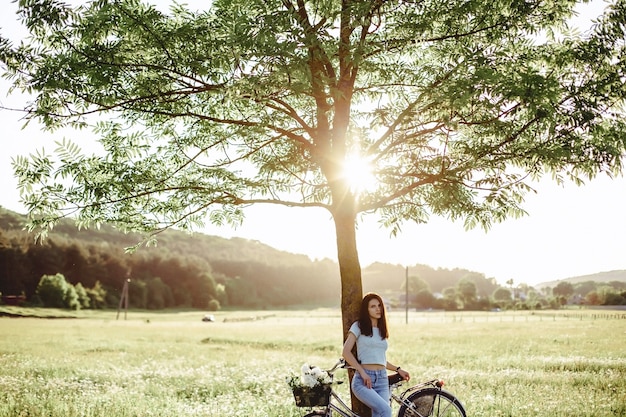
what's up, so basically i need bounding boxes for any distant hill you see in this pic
[0,206,342,307]
[0,206,312,266]
[1,205,622,302]
[535,270,626,289]
[360,262,499,298]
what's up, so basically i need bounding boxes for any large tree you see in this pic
[1,0,625,411]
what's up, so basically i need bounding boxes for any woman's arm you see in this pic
[342,332,372,388]
[386,361,411,381]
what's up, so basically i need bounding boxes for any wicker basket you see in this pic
[292,384,332,407]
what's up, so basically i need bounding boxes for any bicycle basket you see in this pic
[292,384,332,407]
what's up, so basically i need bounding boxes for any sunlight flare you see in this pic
[341,153,378,194]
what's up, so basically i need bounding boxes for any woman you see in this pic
[342,292,410,417]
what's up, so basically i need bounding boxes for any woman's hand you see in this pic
[359,370,372,388]
[398,368,410,381]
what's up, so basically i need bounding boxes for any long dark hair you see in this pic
[358,292,389,339]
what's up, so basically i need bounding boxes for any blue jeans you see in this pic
[351,369,392,417]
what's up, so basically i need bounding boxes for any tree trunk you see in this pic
[333,207,370,417]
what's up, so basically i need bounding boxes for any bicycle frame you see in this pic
[303,360,452,417]
[325,389,360,417]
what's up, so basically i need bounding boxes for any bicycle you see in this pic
[290,359,466,417]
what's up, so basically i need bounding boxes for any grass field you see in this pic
[0,308,624,416]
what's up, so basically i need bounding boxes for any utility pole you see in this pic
[116,277,130,320]
[405,266,409,324]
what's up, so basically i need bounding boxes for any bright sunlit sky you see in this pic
[1,1,624,287]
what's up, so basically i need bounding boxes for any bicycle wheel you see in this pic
[302,411,328,417]
[397,388,466,417]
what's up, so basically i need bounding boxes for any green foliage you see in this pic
[86,280,107,309]
[553,281,575,298]
[2,0,624,238]
[36,273,70,309]
[143,277,169,309]
[63,282,80,310]
[592,285,626,306]
[602,292,625,305]
[207,299,220,311]
[34,273,84,310]
[456,278,478,308]
[441,287,459,310]
[493,287,513,303]
[73,282,91,309]
[402,275,430,294]
[414,288,437,309]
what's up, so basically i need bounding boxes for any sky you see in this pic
[1,1,624,287]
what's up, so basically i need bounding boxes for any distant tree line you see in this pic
[549,280,626,307]
[1,208,624,310]
[0,208,341,310]
[0,230,341,310]
[363,264,626,311]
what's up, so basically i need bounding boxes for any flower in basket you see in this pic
[301,363,332,387]
[286,363,332,389]
[287,363,333,408]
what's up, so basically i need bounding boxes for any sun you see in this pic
[341,153,378,194]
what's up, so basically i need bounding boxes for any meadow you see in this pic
[0,308,624,417]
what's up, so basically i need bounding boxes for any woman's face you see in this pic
[367,298,382,320]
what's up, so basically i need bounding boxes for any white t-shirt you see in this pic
[349,321,388,366]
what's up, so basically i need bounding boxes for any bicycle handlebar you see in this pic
[327,358,348,373]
